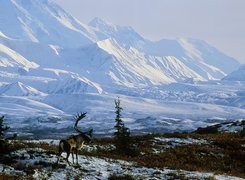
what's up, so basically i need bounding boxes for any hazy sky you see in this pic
[53,0,245,63]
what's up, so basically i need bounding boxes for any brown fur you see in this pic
[56,112,93,165]
[57,130,93,165]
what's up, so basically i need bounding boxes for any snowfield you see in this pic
[1,81,245,137]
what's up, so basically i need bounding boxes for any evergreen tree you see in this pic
[240,126,245,138]
[114,97,130,153]
[0,116,10,154]
[0,116,9,138]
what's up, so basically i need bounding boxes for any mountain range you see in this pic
[0,0,244,136]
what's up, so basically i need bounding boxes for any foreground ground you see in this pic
[0,132,244,179]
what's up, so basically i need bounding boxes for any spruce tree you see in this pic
[0,116,9,138]
[0,116,10,154]
[114,97,130,153]
[240,126,245,138]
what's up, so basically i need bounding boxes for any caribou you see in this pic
[57,112,93,165]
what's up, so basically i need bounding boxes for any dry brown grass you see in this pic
[0,174,18,180]
[1,132,244,178]
[81,133,245,178]
[0,173,35,180]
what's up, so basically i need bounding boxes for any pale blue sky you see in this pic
[53,0,245,63]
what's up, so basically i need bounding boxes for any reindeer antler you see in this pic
[74,112,87,134]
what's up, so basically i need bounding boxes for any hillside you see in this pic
[223,64,245,82]
[0,130,244,179]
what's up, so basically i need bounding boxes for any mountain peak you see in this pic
[89,17,111,26]
[89,17,140,36]
[89,17,145,48]
[89,17,124,37]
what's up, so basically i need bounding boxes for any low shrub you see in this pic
[108,174,135,180]
[195,125,220,134]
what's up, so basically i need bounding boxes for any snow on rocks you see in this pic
[0,148,242,180]
[152,137,210,154]
[218,120,245,133]
[154,137,209,146]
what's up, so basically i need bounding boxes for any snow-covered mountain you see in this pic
[143,38,240,75]
[0,0,244,136]
[0,0,241,84]
[89,18,240,79]
[96,39,205,85]
[59,39,205,89]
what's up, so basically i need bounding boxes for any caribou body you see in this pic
[57,112,93,165]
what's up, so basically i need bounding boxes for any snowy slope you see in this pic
[0,43,39,70]
[177,38,240,74]
[96,39,205,84]
[0,0,97,47]
[0,96,64,118]
[143,38,240,76]
[47,75,103,94]
[0,40,62,69]
[0,81,46,96]
[59,38,206,89]
[143,38,237,80]
[223,64,245,81]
